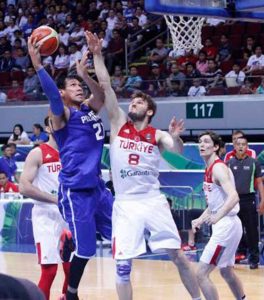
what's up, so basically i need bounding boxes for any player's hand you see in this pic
[76,50,89,78]
[204,213,219,225]
[27,35,43,70]
[85,31,103,55]
[168,117,185,138]
[192,218,201,233]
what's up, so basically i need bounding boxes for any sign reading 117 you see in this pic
[186,102,223,119]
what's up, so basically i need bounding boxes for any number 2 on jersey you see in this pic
[93,123,104,140]
[128,154,140,165]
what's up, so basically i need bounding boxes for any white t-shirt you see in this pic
[225,70,245,85]
[247,54,264,70]
[9,131,29,142]
[188,86,206,96]
[54,54,70,69]
[58,32,70,47]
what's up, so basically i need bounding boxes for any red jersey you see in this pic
[224,148,256,163]
[0,181,19,193]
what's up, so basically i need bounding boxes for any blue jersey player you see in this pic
[28,36,113,300]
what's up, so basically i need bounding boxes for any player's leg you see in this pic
[196,261,218,300]
[219,266,246,299]
[146,195,201,299]
[167,249,201,299]
[38,263,58,300]
[59,187,97,300]
[62,262,71,294]
[116,259,133,300]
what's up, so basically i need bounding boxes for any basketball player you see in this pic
[87,32,201,300]
[19,117,71,300]
[28,36,113,300]
[192,131,246,300]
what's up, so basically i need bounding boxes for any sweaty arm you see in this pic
[212,163,239,221]
[19,148,57,204]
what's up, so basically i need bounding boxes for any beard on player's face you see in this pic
[128,110,147,122]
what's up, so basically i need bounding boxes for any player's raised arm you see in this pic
[27,36,69,128]
[19,148,57,204]
[85,31,126,128]
[157,116,184,153]
[75,50,105,112]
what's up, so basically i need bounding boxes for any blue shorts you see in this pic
[58,179,113,258]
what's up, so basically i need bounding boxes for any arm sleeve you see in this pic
[37,67,64,116]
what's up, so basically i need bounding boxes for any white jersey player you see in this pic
[87,32,201,300]
[19,117,72,300]
[192,131,246,300]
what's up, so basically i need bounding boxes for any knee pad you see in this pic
[116,259,132,284]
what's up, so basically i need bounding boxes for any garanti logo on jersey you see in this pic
[120,169,155,179]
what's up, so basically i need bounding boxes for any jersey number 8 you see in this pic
[128,154,140,165]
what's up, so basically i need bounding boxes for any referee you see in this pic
[228,136,264,269]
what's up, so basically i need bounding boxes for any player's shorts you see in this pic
[112,194,181,260]
[32,203,68,264]
[58,179,114,258]
[200,215,242,268]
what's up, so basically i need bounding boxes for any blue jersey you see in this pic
[53,104,105,189]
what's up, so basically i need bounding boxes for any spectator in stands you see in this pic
[202,38,217,60]
[8,142,22,161]
[122,65,142,94]
[8,124,30,145]
[244,45,264,75]
[105,29,124,74]
[0,36,11,56]
[225,62,245,86]
[23,66,41,100]
[69,23,84,48]
[68,43,82,69]
[148,38,168,65]
[65,14,75,34]
[7,80,25,101]
[127,16,143,62]
[124,0,135,23]
[188,78,206,97]
[134,6,148,27]
[53,44,70,76]
[196,50,208,74]
[58,24,70,47]
[21,14,36,38]
[0,171,19,193]
[166,63,186,94]
[0,89,7,103]
[216,34,232,63]
[0,20,7,38]
[241,36,256,59]
[0,50,17,72]
[227,136,264,270]
[30,123,48,145]
[15,47,30,71]
[98,0,110,20]
[224,130,256,162]
[177,49,198,71]
[185,62,201,93]
[5,17,19,40]
[255,76,264,94]
[239,78,254,95]
[147,63,166,97]
[86,1,100,21]
[11,30,27,49]
[111,65,126,95]
[0,144,18,182]
[106,9,118,33]
[166,80,185,97]
[203,59,223,89]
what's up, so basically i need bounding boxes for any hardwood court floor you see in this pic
[1,252,264,300]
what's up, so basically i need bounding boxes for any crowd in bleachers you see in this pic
[0,0,264,102]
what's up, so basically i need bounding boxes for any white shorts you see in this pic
[200,215,242,268]
[112,194,181,260]
[32,203,68,264]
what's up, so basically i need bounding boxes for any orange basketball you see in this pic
[31,26,59,56]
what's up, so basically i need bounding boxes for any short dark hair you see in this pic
[33,123,43,132]
[131,91,157,123]
[232,130,245,137]
[198,131,222,156]
[56,74,83,89]
[236,136,248,143]
[0,171,7,177]
[1,144,11,152]
[44,116,50,127]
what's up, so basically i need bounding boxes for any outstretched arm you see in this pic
[157,117,184,153]
[85,31,126,134]
[28,36,69,129]
[76,50,105,112]
[19,148,57,204]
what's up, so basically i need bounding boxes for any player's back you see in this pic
[32,143,61,206]
[53,104,104,189]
